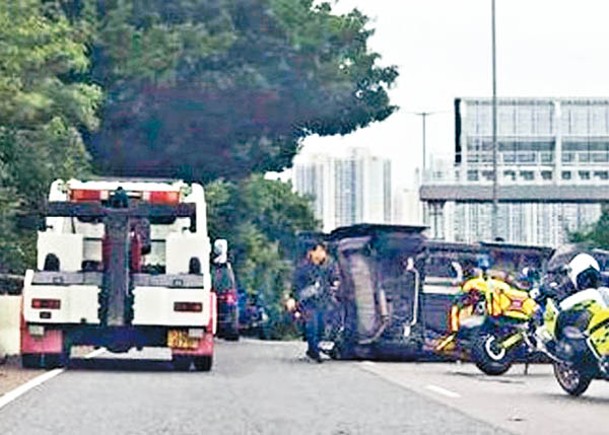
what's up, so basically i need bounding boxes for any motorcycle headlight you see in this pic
[563,326,585,340]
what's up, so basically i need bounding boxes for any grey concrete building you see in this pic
[420,98,609,245]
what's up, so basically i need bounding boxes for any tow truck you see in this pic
[21,178,217,371]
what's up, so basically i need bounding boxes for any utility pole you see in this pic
[491,0,499,240]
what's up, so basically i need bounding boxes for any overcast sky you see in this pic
[300,0,609,187]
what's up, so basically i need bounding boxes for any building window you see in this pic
[519,171,534,181]
[541,171,553,181]
[503,170,516,181]
[594,171,609,180]
[562,171,572,180]
[482,171,494,181]
[579,171,591,180]
[467,170,479,181]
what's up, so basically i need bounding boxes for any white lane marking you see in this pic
[0,348,105,410]
[425,384,461,398]
[0,368,64,410]
[359,362,462,399]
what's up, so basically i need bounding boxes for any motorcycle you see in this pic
[469,254,609,395]
[435,266,540,375]
[531,287,609,396]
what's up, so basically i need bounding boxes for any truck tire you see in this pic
[172,356,192,371]
[43,354,64,370]
[194,356,213,372]
[22,354,43,369]
[22,353,65,370]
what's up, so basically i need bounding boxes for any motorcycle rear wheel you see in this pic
[553,361,593,396]
[472,332,514,376]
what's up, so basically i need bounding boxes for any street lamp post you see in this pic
[491,0,499,240]
[411,110,448,239]
[415,112,430,180]
[413,111,447,181]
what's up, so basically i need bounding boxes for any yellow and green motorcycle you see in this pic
[535,288,609,396]
[435,270,540,375]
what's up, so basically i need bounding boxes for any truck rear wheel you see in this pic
[22,354,43,369]
[172,356,192,371]
[194,356,213,372]
[22,353,65,370]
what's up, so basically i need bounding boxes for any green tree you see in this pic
[0,0,102,272]
[570,207,609,249]
[206,175,319,337]
[61,0,398,181]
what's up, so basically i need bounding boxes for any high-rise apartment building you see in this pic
[393,187,423,225]
[292,147,392,232]
[420,98,609,245]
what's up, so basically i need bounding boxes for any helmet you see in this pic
[567,253,601,291]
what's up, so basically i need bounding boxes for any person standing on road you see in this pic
[293,242,337,363]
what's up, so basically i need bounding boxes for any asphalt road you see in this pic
[0,340,504,435]
[362,360,609,435]
[2,340,608,435]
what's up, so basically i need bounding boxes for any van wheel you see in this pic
[225,331,240,341]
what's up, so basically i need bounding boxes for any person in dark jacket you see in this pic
[293,242,337,363]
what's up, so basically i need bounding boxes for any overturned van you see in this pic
[326,224,428,360]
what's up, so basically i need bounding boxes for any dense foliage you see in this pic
[60,0,398,181]
[0,0,395,337]
[570,208,609,250]
[206,174,320,337]
[0,0,101,271]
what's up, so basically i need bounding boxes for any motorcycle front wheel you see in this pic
[471,332,514,376]
[553,361,593,396]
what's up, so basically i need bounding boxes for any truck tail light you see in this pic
[174,302,202,312]
[219,293,237,305]
[69,189,108,202]
[32,298,61,310]
[143,191,180,204]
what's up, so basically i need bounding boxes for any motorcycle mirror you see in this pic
[476,254,491,271]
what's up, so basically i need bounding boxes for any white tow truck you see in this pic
[21,178,217,371]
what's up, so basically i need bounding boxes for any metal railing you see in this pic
[464,150,609,166]
[422,151,609,184]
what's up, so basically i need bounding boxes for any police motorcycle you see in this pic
[435,255,541,375]
[526,252,609,396]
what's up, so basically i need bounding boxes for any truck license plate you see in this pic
[167,330,199,349]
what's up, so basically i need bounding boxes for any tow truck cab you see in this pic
[21,178,216,371]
